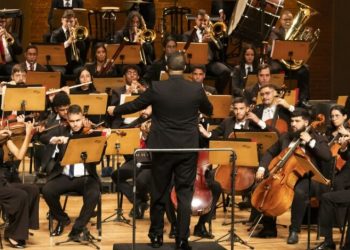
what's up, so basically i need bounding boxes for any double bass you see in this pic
[251,114,325,217]
[171,151,213,216]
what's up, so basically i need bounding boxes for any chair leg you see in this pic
[97,194,102,238]
[340,206,350,248]
[62,195,69,211]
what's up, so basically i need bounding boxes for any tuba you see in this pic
[281,1,320,70]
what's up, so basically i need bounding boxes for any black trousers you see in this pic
[111,159,152,205]
[42,175,100,230]
[149,152,197,241]
[270,60,310,101]
[0,183,40,240]
[206,62,231,94]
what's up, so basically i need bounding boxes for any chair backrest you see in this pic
[162,6,191,36]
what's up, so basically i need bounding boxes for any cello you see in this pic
[251,114,325,217]
[171,151,213,216]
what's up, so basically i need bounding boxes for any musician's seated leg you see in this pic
[206,62,231,94]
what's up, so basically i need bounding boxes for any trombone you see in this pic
[205,21,227,50]
[69,21,89,62]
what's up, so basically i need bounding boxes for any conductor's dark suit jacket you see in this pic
[114,74,213,148]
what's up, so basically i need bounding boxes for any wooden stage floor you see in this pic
[15,193,343,250]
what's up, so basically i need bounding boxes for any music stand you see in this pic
[26,71,61,90]
[293,152,330,250]
[93,77,125,94]
[103,128,140,224]
[69,94,108,115]
[177,42,209,65]
[210,140,256,250]
[207,95,233,119]
[56,135,106,249]
[1,86,46,112]
[232,131,278,155]
[105,44,142,64]
[34,44,67,66]
[271,40,310,88]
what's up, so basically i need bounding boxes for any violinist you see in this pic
[41,104,108,239]
[252,108,332,245]
[248,84,294,132]
[182,9,231,94]
[85,43,118,77]
[313,135,350,250]
[0,121,40,248]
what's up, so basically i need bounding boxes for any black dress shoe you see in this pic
[51,218,71,237]
[148,234,163,248]
[193,224,214,239]
[176,240,192,250]
[68,227,84,242]
[129,202,149,219]
[6,238,25,249]
[287,231,299,244]
[169,224,177,239]
[312,241,336,250]
[251,228,277,238]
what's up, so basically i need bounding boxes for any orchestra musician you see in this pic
[107,65,147,129]
[40,104,107,239]
[108,51,213,250]
[114,11,155,65]
[191,65,218,95]
[0,14,23,76]
[182,9,231,94]
[85,43,118,77]
[244,63,271,104]
[252,108,332,245]
[143,35,177,85]
[269,10,311,108]
[50,9,88,74]
[313,135,350,250]
[231,44,259,98]
[48,0,84,30]
[69,67,97,94]
[20,45,47,72]
[128,0,156,29]
[0,121,40,248]
[249,84,294,132]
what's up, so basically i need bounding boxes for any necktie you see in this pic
[65,0,70,7]
[0,38,6,64]
[246,66,252,75]
[69,164,74,178]
[30,63,34,71]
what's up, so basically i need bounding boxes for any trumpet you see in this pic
[0,27,14,45]
[69,22,89,62]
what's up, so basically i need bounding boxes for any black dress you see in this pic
[0,146,40,241]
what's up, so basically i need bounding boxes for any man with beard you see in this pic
[252,108,332,245]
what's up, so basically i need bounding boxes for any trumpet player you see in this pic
[50,10,88,74]
[0,14,23,76]
[182,9,231,94]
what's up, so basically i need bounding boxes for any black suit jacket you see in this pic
[260,132,332,175]
[108,86,127,128]
[269,27,286,41]
[232,64,258,97]
[20,62,47,72]
[114,74,213,148]
[40,125,99,181]
[143,56,167,85]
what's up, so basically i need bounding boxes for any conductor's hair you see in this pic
[167,51,186,71]
[68,104,82,115]
[291,108,311,122]
[53,91,71,108]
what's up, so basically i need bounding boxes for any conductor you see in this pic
[107,51,213,250]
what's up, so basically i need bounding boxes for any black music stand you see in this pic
[210,140,257,250]
[55,135,107,250]
[103,128,140,225]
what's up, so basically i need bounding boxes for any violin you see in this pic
[251,114,325,217]
[171,151,213,216]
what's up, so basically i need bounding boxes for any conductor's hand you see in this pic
[107,106,116,116]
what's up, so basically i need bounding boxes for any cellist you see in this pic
[252,108,332,245]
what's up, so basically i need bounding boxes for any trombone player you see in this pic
[50,9,89,74]
[0,13,23,76]
[114,11,155,65]
[182,9,231,94]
